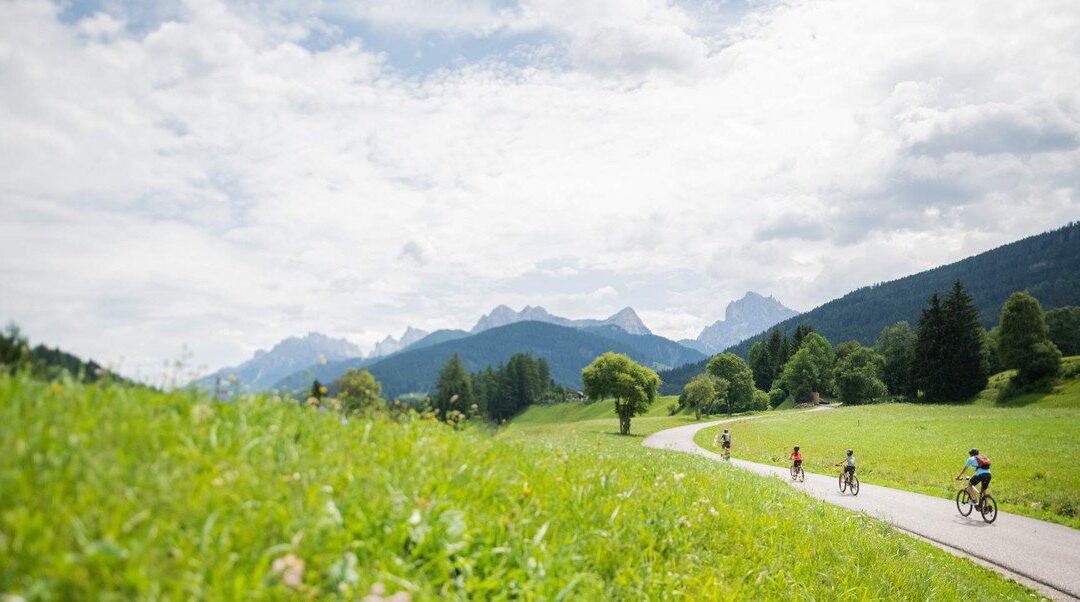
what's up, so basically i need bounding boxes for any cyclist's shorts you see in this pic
[792,460,802,468]
[971,473,991,489]
[844,465,855,474]
[721,441,731,449]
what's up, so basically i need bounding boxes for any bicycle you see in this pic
[837,468,859,496]
[956,477,998,523]
[791,464,804,482]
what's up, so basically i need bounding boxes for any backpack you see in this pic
[976,455,991,469]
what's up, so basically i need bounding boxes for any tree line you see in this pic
[744,282,1076,406]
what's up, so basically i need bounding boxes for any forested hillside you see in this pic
[728,222,1080,356]
[660,223,1080,394]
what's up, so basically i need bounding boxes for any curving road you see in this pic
[642,414,1080,601]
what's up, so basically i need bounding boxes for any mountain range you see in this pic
[470,305,651,335]
[197,332,362,391]
[679,292,798,353]
[274,321,706,397]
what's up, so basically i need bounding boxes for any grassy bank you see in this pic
[1,374,1038,599]
[697,360,1080,528]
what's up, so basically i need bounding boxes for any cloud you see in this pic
[2,0,1079,375]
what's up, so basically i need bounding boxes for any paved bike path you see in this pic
[642,416,1080,601]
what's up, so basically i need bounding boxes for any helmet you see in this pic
[723,428,729,432]
[794,445,800,451]
[969,448,979,456]
[846,449,853,455]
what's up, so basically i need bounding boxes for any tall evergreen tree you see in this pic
[940,281,989,399]
[792,324,816,352]
[748,340,774,391]
[764,327,790,380]
[915,282,988,401]
[914,293,949,401]
[434,354,473,417]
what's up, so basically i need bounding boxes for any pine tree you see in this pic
[914,293,948,401]
[434,354,473,417]
[748,341,774,391]
[940,281,988,399]
[792,324,816,352]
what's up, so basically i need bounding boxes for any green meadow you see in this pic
[0,374,1041,599]
[698,358,1080,528]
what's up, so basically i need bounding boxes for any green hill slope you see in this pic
[0,374,1035,599]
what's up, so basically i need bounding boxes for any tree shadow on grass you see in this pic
[601,431,646,439]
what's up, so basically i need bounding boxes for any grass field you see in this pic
[508,394,681,425]
[697,358,1080,529]
[0,374,1041,599]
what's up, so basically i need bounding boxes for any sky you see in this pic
[2,0,1079,379]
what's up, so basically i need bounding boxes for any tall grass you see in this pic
[1,374,1036,599]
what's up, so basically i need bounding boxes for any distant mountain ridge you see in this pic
[471,305,652,335]
[275,320,706,397]
[369,326,430,358]
[197,332,362,391]
[681,292,798,353]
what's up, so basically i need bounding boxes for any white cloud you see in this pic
[1,0,1079,376]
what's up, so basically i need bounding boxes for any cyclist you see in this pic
[835,448,855,479]
[789,445,803,479]
[720,429,732,455]
[956,448,992,508]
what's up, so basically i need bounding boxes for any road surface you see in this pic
[642,415,1080,601]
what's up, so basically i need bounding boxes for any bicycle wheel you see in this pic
[980,495,998,523]
[956,489,974,516]
[838,472,847,492]
[849,475,859,496]
[798,467,805,482]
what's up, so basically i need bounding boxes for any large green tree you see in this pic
[1046,306,1080,356]
[336,368,383,415]
[582,352,660,435]
[779,332,833,404]
[875,321,916,398]
[434,354,474,417]
[0,324,32,373]
[704,353,756,414]
[999,292,1062,385]
[833,343,887,405]
[681,374,718,420]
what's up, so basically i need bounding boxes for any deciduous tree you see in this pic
[582,352,660,435]
[999,292,1062,385]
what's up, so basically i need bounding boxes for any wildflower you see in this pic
[673,473,686,483]
[708,507,720,517]
[49,382,63,395]
[319,354,328,366]
[212,477,225,487]
[522,481,531,496]
[227,374,238,384]
[271,554,305,590]
[192,404,212,423]
[319,386,328,395]
[306,396,319,407]
[340,417,349,426]
[408,509,422,525]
